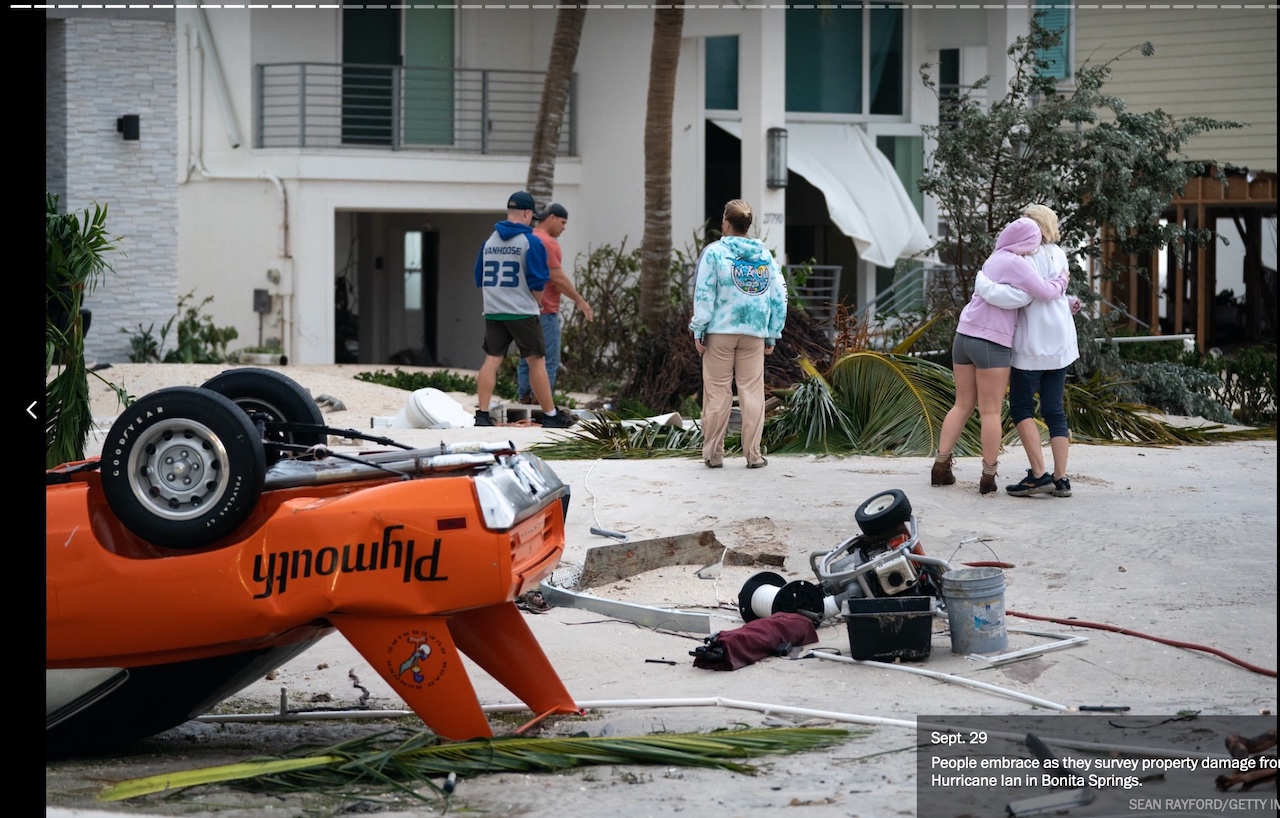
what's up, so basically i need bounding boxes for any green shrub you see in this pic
[559,232,706,399]
[1212,344,1277,426]
[124,291,238,364]
[1112,360,1233,423]
[559,240,644,395]
[356,368,478,393]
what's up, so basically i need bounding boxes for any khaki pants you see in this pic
[701,334,766,466]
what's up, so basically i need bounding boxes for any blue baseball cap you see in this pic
[507,191,535,211]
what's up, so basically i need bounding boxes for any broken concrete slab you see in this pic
[578,530,727,590]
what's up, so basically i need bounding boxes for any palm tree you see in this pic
[46,193,123,468]
[638,1,684,333]
[526,1,587,210]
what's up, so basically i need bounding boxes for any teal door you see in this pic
[403,6,454,146]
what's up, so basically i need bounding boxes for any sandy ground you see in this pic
[47,364,1278,817]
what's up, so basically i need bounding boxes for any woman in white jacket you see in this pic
[974,204,1081,498]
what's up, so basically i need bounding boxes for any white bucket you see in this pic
[941,567,1008,654]
[391,388,475,429]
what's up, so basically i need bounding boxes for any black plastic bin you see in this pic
[844,594,933,662]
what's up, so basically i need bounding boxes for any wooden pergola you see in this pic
[1100,168,1277,351]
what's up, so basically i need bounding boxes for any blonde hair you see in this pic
[1021,204,1060,244]
[723,199,754,235]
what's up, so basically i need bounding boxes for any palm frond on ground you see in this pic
[764,353,978,455]
[1066,374,1274,444]
[534,354,1271,461]
[532,413,712,459]
[100,726,857,803]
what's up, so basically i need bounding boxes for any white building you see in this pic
[45,3,1276,367]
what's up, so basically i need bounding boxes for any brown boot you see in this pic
[979,461,998,495]
[931,457,955,486]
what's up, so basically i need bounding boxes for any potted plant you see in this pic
[234,344,288,366]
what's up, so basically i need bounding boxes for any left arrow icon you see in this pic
[26,401,36,420]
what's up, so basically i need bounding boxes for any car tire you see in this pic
[854,489,912,537]
[100,387,265,549]
[201,367,325,464]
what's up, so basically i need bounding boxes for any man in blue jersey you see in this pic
[472,191,576,428]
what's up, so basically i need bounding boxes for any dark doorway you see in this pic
[704,123,741,243]
[417,229,440,364]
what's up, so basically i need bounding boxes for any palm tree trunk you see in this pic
[526,1,587,211]
[639,1,684,333]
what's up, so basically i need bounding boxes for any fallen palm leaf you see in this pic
[100,725,856,803]
[532,412,712,459]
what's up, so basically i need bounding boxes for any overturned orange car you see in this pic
[46,368,579,756]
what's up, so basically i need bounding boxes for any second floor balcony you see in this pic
[257,62,577,156]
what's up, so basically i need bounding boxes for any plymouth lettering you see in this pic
[252,525,448,599]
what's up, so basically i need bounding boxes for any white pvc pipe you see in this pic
[199,697,917,730]
[195,8,242,149]
[808,650,1072,711]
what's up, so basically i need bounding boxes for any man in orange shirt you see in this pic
[517,203,594,403]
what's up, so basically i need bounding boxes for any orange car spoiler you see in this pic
[333,602,581,740]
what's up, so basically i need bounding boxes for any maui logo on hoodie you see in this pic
[730,258,772,295]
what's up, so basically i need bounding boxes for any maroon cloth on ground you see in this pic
[691,612,819,671]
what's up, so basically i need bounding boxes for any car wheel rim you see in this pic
[863,493,896,515]
[127,418,231,521]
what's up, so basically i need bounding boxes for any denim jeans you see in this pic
[517,313,562,397]
[1009,366,1069,438]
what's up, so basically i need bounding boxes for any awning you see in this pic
[712,120,933,268]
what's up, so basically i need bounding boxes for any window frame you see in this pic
[1033,1,1073,82]
[784,4,910,122]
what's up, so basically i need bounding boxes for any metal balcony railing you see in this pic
[256,62,576,155]
[785,265,843,328]
[937,82,988,128]
[859,261,938,321]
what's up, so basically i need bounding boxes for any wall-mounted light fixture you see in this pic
[117,115,140,141]
[766,127,788,189]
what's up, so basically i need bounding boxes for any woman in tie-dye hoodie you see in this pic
[689,199,788,470]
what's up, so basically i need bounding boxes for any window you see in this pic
[705,36,738,110]
[938,48,961,129]
[785,5,904,116]
[1034,1,1071,80]
[404,231,423,310]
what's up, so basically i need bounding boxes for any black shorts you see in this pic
[483,317,546,359]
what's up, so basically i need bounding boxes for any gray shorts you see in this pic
[952,333,1012,369]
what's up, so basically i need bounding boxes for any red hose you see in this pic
[1007,609,1277,678]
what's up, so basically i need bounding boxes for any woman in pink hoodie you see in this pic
[930,217,1068,494]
